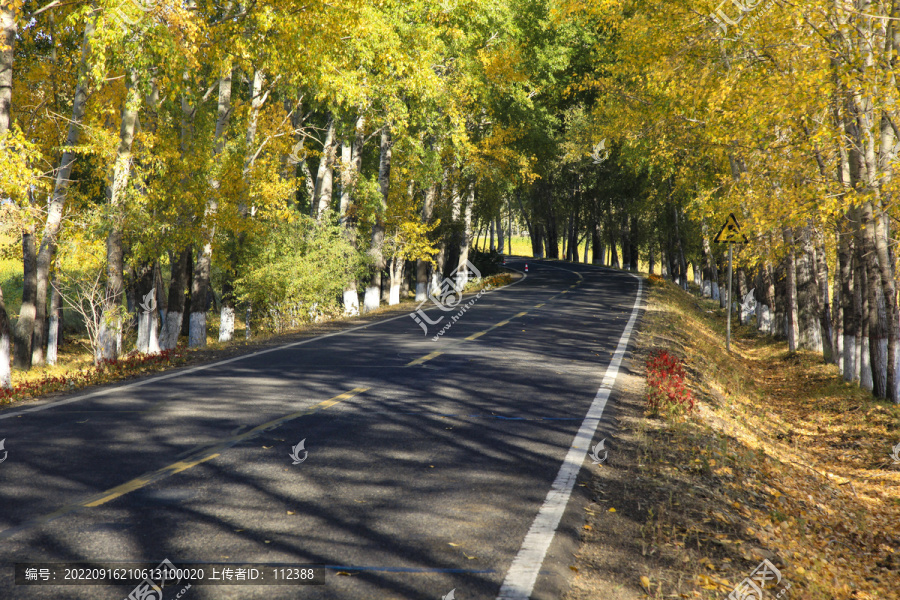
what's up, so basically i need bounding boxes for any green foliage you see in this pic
[235,215,368,331]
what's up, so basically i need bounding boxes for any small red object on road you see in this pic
[525,264,529,272]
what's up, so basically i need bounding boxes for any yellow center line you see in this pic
[407,310,531,363]
[535,303,545,308]
[406,351,443,366]
[1,388,370,535]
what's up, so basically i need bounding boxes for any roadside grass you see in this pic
[570,276,900,599]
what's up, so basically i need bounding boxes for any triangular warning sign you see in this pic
[714,213,749,244]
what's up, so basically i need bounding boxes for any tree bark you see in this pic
[813,229,835,364]
[161,247,190,350]
[364,127,391,313]
[46,268,61,366]
[782,227,800,351]
[314,114,336,219]
[189,69,232,347]
[456,184,474,288]
[591,223,603,265]
[33,12,96,366]
[838,218,857,380]
[99,71,141,361]
[0,0,14,388]
[340,115,365,315]
[13,231,36,368]
[796,225,823,351]
[873,202,900,402]
[860,201,889,397]
[416,183,436,301]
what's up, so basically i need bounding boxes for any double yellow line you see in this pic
[0,387,369,539]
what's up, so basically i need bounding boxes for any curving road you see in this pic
[0,259,643,600]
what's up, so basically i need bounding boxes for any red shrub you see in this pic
[645,350,695,415]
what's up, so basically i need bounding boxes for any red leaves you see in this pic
[646,350,695,415]
[0,348,187,404]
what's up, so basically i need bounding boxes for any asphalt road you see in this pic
[0,259,643,600]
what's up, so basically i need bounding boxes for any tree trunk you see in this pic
[341,115,365,315]
[0,0,15,387]
[702,232,719,300]
[364,127,391,313]
[813,230,835,364]
[873,202,900,402]
[160,248,190,350]
[99,71,141,361]
[314,114,336,219]
[456,184,474,287]
[33,14,96,366]
[47,267,61,366]
[592,223,603,265]
[630,215,640,271]
[860,202,889,397]
[14,231,36,368]
[838,219,857,380]
[782,227,800,351]
[189,69,232,347]
[855,241,872,389]
[796,225,822,351]
[0,285,8,388]
[416,183,436,301]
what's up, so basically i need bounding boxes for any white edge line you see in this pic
[495,273,643,600]
[0,270,529,422]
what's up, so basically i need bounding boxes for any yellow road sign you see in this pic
[714,213,748,244]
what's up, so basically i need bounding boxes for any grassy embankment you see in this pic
[567,276,900,599]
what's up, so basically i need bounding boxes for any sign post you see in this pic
[713,213,748,352]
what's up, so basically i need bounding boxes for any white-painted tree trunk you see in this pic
[0,320,10,388]
[389,284,401,306]
[343,289,360,316]
[363,286,380,313]
[147,311,160,354]
[711,282,720,301]
[702,280,711,297]
[835,330,844,374]
[159,312,182,350]
[218,306,235,342]
[860,337,873,390]
[188,312,206,348]
[415,282,427,302]
[47,313,59,366]
[137,312,149,351]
